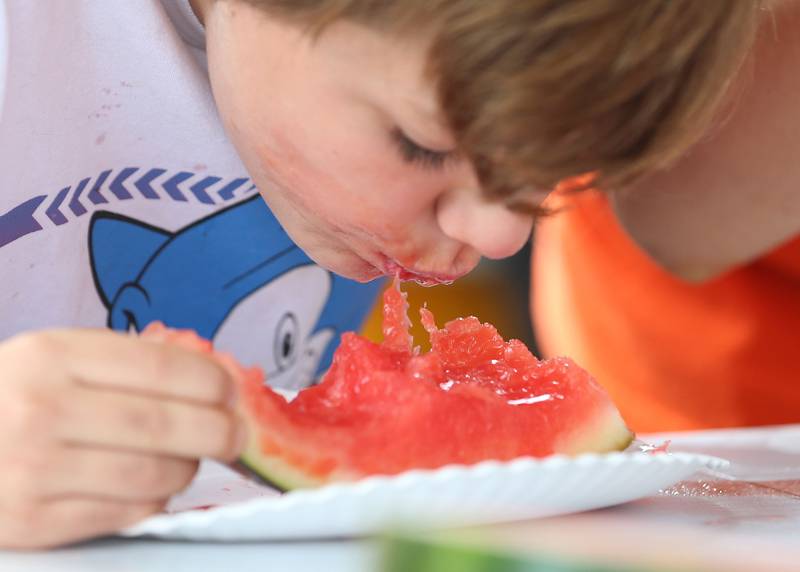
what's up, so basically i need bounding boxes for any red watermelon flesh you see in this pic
[143,285,632,490]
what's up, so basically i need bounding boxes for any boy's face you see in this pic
[203,2,536,282]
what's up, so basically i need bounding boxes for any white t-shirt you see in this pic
[0,0,381,389]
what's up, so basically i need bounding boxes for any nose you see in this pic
[436,185,534,260]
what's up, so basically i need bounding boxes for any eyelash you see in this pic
[391,128,454,170]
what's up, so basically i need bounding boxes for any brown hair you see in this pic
[244,0,761,200]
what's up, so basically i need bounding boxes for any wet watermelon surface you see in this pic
[144,284,631,487]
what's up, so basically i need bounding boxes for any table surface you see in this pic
[2,424,800,572]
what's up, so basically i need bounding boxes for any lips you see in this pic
[380,257,461,286]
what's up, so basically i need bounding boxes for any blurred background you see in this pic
[361,240,536,353]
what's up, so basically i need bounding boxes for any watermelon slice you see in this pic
[143,284,632,490]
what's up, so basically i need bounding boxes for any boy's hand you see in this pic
[0,329,244,549]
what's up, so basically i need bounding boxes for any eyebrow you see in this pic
[409,101,446,125]
[399,93,455,140]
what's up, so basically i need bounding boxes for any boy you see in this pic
[0,0,759,548]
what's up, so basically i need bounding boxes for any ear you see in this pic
[89,211,171,307]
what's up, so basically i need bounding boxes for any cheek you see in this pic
[209,56,441,234]
[313,135,444,224]
[257,122,443,234]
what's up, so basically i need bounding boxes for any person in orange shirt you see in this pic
[533,1,800,432]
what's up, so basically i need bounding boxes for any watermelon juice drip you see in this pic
[382,283,568,404]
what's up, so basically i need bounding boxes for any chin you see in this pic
[314,252,384,283]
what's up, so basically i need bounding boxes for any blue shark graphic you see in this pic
[89,194,382,390]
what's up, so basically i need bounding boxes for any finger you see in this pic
[1,499,161,549]
[42,446,198,501]
[57,385,245,461]
[23,328,235,406]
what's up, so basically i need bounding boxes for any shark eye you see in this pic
[274,312,299,372]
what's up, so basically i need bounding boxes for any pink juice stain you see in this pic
[640,440,672,455]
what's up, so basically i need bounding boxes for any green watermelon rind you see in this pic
[238,414,334,491]
[238,405,634,491]
[557,406,635,456]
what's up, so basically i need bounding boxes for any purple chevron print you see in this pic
[46,188,71,225]
[163,171,192,202]
[87,170,112,205]
[69,178,90,216]
[217,177,249,201]
[0,168,255,249]
[190,176,221,204]
[0,196,47,248]
[134,168,165,199]
[109,168,136,200]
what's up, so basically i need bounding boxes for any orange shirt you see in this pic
[532,191,800,432]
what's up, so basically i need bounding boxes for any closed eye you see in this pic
[391,128,456,170]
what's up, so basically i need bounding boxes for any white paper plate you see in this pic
[120,451,726,541]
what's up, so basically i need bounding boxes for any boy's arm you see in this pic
[610,12,800,283]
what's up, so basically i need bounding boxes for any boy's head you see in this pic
[195,0,759,282]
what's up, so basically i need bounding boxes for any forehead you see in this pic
[313,21,445,124]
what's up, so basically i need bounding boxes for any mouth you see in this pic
[378,255,464,286]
